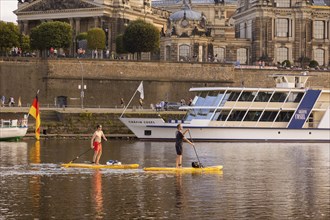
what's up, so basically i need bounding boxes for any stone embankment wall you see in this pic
[1,58,329,108]
[0,110,185,137]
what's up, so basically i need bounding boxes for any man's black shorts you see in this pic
[175,144,182,155]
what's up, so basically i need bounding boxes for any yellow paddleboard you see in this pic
[143,165,223,172]
[61,163,139,169]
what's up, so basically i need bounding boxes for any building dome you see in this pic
[169,5,202,21]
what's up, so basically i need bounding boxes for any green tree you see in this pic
[0,21,20,55]
[87,28,106,50]
[30,21,72,55]
[123,19,160,59]
[309,60,319,68]
[20,34,31,54]
[76,32,88,41]
[86,28,106,58]
[115,34,127,54]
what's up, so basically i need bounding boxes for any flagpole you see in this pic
[119,89,138,118]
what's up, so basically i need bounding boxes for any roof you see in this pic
[169,5,203,21]
[312,0,330,6]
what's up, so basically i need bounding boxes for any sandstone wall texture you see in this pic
[1,58,329,108]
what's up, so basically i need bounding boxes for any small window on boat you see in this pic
[286,92,303,103]
[227,110,247,121]
[270,92,287,102]
[238,92,255,101]
[254,92,272,102]
[195,91,208,106]
[144,130,152,136]
[244,111,262,121]
[228,92,241,101]
[216,110,230,121]
[275,111,294,122]
[204,91,221,107]
[260,111,278,121]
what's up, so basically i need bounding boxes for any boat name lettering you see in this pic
[128,120,155,124]
[295,109,307,120]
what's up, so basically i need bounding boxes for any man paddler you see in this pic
[91,124,107,165]
[175,123,194,168]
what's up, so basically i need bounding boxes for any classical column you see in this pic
[94,17,100,28]
[75,18,81,35]
[23,20,29,35]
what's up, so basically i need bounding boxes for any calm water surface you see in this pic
[0,140,329,219]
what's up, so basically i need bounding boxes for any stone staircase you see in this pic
[40,110,60,122]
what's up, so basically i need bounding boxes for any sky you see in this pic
[0,0,18,23]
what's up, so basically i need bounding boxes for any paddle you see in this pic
[68,148,92,164]
[188,130,203,168]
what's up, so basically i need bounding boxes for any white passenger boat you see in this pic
[0,118,28,141]
[120,74,330,142]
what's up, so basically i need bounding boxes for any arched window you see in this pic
[213,47,225,62]
[314,49,324,66]
[237,48,247,64]
[276,47,288,63]
[179,44,190,61]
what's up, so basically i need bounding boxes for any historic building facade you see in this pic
[155,0,251,63]
[13,0,329,66]
[14,0,169,55]
[233,0,330,66]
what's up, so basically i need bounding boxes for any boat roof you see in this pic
[189,87,329,92]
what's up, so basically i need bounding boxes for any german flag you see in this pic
[29,95,40,140]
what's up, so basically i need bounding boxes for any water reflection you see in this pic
[92,170,104,218]
[175,173,183,208]
[29,141,41,164]
[0,141,28,165]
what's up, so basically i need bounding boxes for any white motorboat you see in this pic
[120,74,330,142]
[0,118,28,141]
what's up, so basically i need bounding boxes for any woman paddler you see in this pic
[91,124,107,165]
[175,123,194,168]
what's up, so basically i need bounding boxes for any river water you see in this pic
[0,140,329,219]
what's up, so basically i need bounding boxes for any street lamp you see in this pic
[78,60,86,108]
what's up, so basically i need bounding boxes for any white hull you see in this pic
[120,118,330,142]
[0,127,28,141]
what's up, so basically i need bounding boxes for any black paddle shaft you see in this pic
[69,148,92,164]
[188,130,203,167]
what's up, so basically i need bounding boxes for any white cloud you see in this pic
[0,0,18,23]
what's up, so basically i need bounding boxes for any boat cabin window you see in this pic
[194,91,225,107]
[286,92,303,103]
[228,92,241,101]
[254,92,272,102]
[227,110,247,121]
[260,111,278,121]
[244,111,262,121]
[215,110,230,121]
[270,92,288,102]
[275,111,294,122]
[194,91,208,106]
[239,92,256,101]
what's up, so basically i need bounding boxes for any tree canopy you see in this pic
[87,28,106,50]
[123,19,160,54]
[30,21,72,50]
[0,21,20,54]
[76,32,88,41]
[115,34,127,54]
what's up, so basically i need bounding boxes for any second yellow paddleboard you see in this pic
[144,165,223,172]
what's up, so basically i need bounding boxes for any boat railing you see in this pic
[0,119,27,128]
